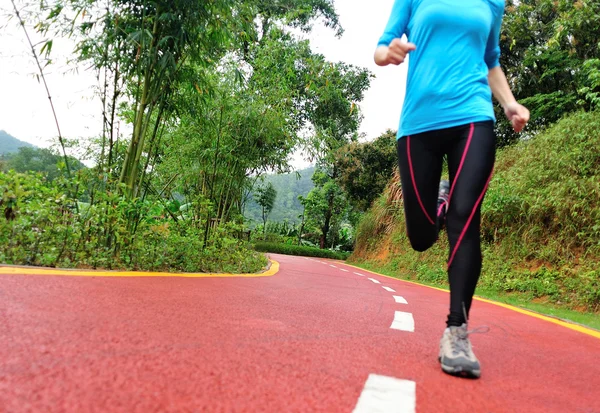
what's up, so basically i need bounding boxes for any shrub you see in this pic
[253,242,350,260]
[0,171,267,274]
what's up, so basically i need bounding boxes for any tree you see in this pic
[35,0,235,198]
[497,0,600,146]
[157,33,370,240]
[301,168,348,249]
[10,0,371,261]
[244,166,315,224]
[255,182,277,232]
[233,0,341,65]
[334,130,397,211]
[2,147,85,181]
[294,58,372,247]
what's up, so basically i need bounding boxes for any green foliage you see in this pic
[335,130,397,211]
[0,171,266,273]
[300,167,350,249]
[237,0,341,37]
[36,0,238,198]
[304,61,373,162]
[254,181,277,230]
[244,166,315,224]
[578,59,600,110]
[1,147,85,181]
[497,0,600,146]
[352,111,600,311]
[253,242,349,260]
[482,110,600,254]
[255,218,353,253]
[7,0,370,273]
[253,220,301,241]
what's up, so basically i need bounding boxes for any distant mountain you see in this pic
[245,166,315,225]
[0,130,34,155]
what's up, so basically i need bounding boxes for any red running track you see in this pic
[0,254,599,412]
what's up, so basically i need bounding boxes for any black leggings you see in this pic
[396,121,496,327]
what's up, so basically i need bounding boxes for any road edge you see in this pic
[0,259,280,278]
[340,261,600,340]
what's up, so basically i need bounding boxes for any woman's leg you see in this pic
[396,133,445,252]
[444,121,496,326]
[437,121,496,378]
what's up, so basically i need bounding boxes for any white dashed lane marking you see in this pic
[354,272,365,276]
[382,286,396,292]
[353,374,416,413]
[368,278,381,284]
[330,265,337,268]
[390,311,415,332]
[393,296,408,304]
[340,268,349,272]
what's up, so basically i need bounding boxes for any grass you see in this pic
[349,260,600,331]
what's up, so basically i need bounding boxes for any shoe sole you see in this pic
[439,357,481,379]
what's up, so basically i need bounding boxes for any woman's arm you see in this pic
[488,66,530,133]
[485,3,529,132]
[488,66,516,108]
[374,0,414,66]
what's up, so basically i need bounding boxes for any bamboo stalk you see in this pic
[10,0,72,178]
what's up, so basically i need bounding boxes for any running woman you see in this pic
[374,0,530,378]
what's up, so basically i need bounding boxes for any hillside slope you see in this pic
[351,111,600,312]
[245,166,315,225]
[0,130,34,155]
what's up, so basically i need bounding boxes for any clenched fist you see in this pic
[504,101,530,133]
[374,38,417,66]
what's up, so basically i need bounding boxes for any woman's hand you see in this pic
[503,102,530,133]
[374,39,416,66]
[488,66,530,132]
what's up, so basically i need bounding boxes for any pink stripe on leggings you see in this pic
[407,135,435,225]
[448,123,474,207]
[447,168,494,269]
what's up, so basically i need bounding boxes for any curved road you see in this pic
[1,254,599,412]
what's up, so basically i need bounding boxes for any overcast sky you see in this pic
[0,0,407,169]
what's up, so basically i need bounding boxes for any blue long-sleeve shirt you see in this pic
[378,0,505,138]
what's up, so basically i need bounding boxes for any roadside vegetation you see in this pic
[254,242,349,260]
[1,0,370,272]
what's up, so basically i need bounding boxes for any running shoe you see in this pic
[438,323,481,378]
[437,179,450,227]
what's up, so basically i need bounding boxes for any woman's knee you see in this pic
[408,233,437,252]
[449,198,478,222]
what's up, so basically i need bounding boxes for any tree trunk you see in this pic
[135,98,167,199]
[203,105,224,247]
[107,44,121,179]
[320,191,335,249]
[119,9,160,198]
[298,205,306,246]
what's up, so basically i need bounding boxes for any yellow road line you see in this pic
[474,297,600,339]
[339,261,600,340]
[0,260,279,278]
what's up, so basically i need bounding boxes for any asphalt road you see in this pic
[1,254,599,412]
